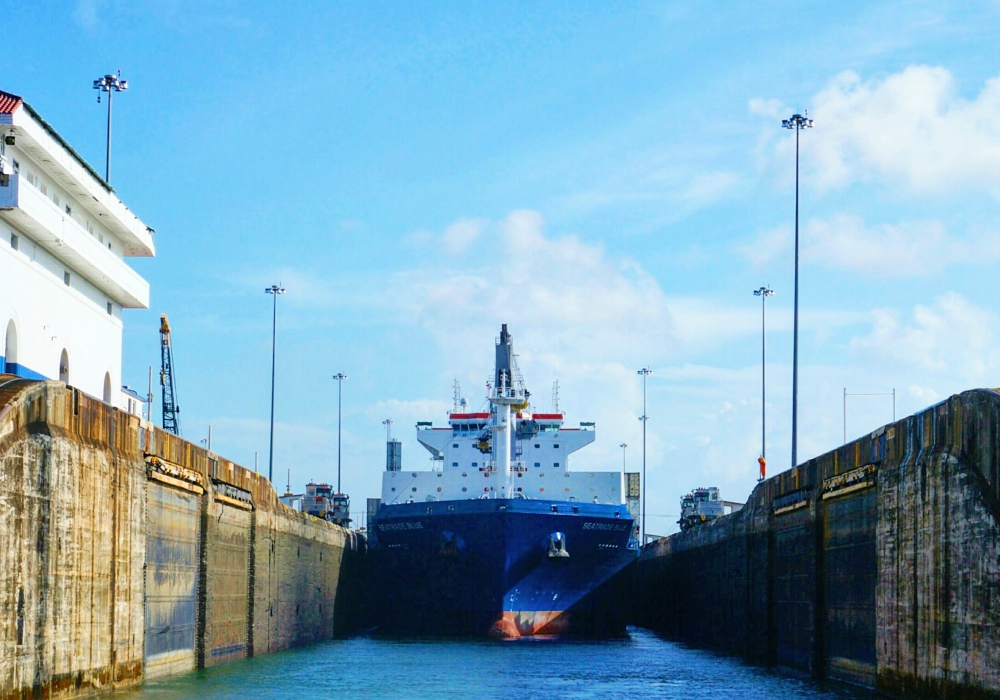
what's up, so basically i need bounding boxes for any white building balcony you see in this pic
[1,104,155,258]
[0,173,150,308]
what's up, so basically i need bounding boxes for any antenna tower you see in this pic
[552,380,560,413]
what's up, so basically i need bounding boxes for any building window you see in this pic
[452,462,458,467]
[553,462,560,468]
[534,462,540,468]
[472,462,478,467]
[9,234,17,251]
[554,444,560,449]
[534,444,540,448]
[453,444,459,448]
[64,271,70,286]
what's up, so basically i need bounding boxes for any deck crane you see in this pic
[159,314,181,436]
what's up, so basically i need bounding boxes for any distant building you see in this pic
[0,88,154,407]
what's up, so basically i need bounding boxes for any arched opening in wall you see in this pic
[103,372,112,404]
[3,321,16,375]
[59,349,69,384]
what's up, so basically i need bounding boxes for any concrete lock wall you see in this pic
[631,388,1000,699]
[0,378,364,699]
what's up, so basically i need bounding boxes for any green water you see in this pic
[116,628,876,700]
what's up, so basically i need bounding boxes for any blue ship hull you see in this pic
[369,498,637,637]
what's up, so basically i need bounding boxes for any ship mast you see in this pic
[490,324,525,498]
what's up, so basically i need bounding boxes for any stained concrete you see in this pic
[0,378,364,699]
[631,388,1000,699]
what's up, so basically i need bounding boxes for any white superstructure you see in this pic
[381,325,624,505]
[0,89,154,407]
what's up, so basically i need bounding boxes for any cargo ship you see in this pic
[369,325,638,637]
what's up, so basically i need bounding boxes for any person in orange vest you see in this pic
[758,456,766,481]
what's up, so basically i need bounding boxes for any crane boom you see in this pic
[159,314,181,435]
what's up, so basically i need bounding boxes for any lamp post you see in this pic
[637,367,653,543]
[92,72,128,183]
[754,286,775,480]
[265,284,286,483]
[333,373,348,493]
[620,442,628,473]
[781,112,813,471]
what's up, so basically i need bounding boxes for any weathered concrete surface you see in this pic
[631,388,1000,699]
[0,378,364,699]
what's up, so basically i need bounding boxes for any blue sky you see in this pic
[6,1,1000,533]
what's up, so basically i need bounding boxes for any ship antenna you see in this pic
[453,379,461,412]
[552,380,560,413]
[383,418,393,442]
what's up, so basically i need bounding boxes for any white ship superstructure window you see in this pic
[452,462,458,467]
[9,234,17,251]
[534,462,540,467]
[63,271,70,286]
[553,462,560,468]
[107,302,113,315]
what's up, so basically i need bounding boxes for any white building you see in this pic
[0,88,154,409]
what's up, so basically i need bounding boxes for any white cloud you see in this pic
[851,292,999,383]
[761,66,1000,195]
[741,215,1000,275]
[395,210,678,365]
[682,171,740,204]
[441,218,485,254]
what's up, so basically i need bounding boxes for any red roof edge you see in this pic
[0,89,24,115]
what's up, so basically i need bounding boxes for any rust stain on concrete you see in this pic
[0,377,365,699]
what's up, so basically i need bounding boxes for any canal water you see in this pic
[117,628,876,700]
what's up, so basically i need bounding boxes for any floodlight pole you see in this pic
[334,373,348,492]
[754,287,775,477]
[92,72,128,183]
[637,368,652,543]
[620,442,628,473]
[782,112,813,471]
[265,284,286,483]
